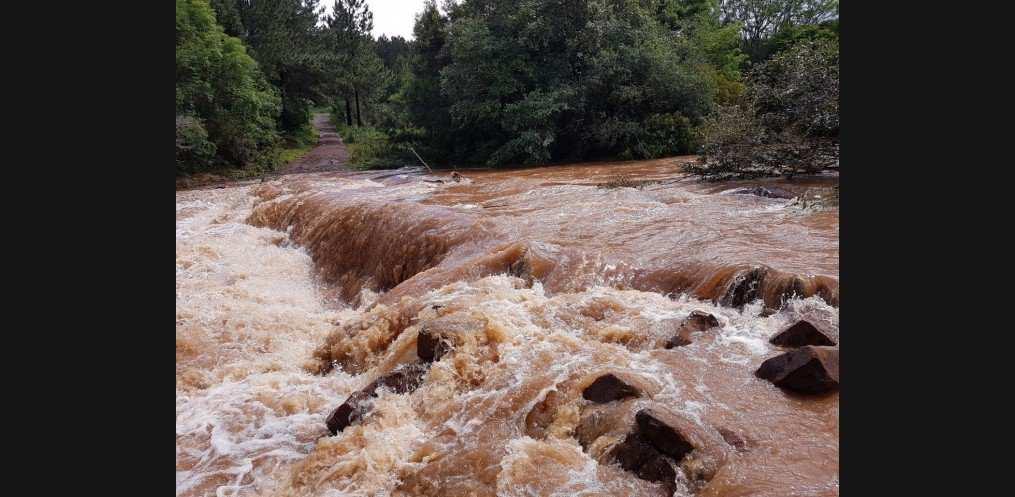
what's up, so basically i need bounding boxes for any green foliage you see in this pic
[336,125,413,169]
[176,115,217,172]
[718,0,838,61]
[231,0,328,135]
[750,38,838,137]
[689,38,838,179]
[176,0,282,174]
[765,19,838,59]
[277,119,320,170]
[399,0,738,167]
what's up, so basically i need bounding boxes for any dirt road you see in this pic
[282,112,350,174]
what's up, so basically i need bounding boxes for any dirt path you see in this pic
[282,113,350,174]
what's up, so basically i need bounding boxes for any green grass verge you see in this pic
[335,124,413,170]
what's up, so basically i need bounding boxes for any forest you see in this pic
[176,0,838,178]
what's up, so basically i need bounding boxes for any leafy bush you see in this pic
[336,125,413,169]
[689,39,838,179]
[176,0,281,174]
[176,115,217,172]
[401,0,742,168]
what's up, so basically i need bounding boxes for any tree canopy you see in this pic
[177,0,838,176]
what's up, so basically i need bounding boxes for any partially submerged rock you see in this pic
[612,433,677,487]
[716,427,749,452]
[607,409,697,491]
[769,320,836,347]
[722,267,766,309]
[325,362,430,435]
[583,373,641,403]
[665,311,720,348]
[728,186,794,199]
[417,326,451,363]
[635,409,696,461]
[756,346,839,394]
[325,389,374,435]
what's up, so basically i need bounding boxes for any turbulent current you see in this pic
[176,157,839,497]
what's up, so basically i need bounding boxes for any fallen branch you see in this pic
[408,145,434,174]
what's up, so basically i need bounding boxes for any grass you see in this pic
[275,122,319,165]
[335,124,413,170]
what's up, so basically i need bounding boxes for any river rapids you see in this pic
[176,157,838,497]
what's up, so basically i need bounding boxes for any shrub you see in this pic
[336,125,413,169]
[176,0,281,174]
[176,115,217,172]
[690,39,838,179]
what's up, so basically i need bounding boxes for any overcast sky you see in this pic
[321,1,429,40]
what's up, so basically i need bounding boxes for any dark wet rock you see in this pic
[326,362,430,435]
[717,427,748,452]
[325,389,374,435]
[756,346,839,394]
[611,433,677,488]
[729,186,794,199]
[684,310,720,331]
[607,409,696,491]
[769,320,836,347]
[722,267,766,309]
[506,249,535,286]
[664,335,693,349]
[583,373,641,403]
[636,409,696,461]
[665,311,720,348]
[417,326,451,363]
[374,362,429,394]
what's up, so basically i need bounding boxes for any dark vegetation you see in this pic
[176,0,838,177]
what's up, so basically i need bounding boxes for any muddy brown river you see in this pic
[176,157,839,497]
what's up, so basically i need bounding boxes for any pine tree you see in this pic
[326,0,374,126]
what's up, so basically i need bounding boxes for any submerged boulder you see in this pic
[769,320,836,347]
[325,389,374,435]
[665,335,693,348]
[722,267,767,309]
[607,409,697,491]
[684,310,720,331]
[583,373,641,403]
[716,427,749,452]
[635,409,696,461]
[612,433,677,487]
[665,311,720,348]
[325,362,430,435]
[755,346,839,394]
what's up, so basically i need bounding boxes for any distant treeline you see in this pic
[176,0,838,175]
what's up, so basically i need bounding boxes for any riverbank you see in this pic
[175,114,341,191]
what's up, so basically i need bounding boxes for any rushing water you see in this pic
[176,157,838,497]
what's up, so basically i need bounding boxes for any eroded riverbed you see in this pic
[176,157,838,497]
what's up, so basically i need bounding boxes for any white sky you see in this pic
[321,1,429,40]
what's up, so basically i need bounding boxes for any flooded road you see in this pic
[177,157,838,497]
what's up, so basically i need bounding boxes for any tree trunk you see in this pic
[344,96,353,126]
[354,87,363,127]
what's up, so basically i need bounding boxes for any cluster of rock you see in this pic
[572,371,723,494]
[325,325,451,435]
[756,319,839,394]
[323,309,838,493]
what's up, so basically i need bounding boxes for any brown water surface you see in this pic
[177,157,838,497]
